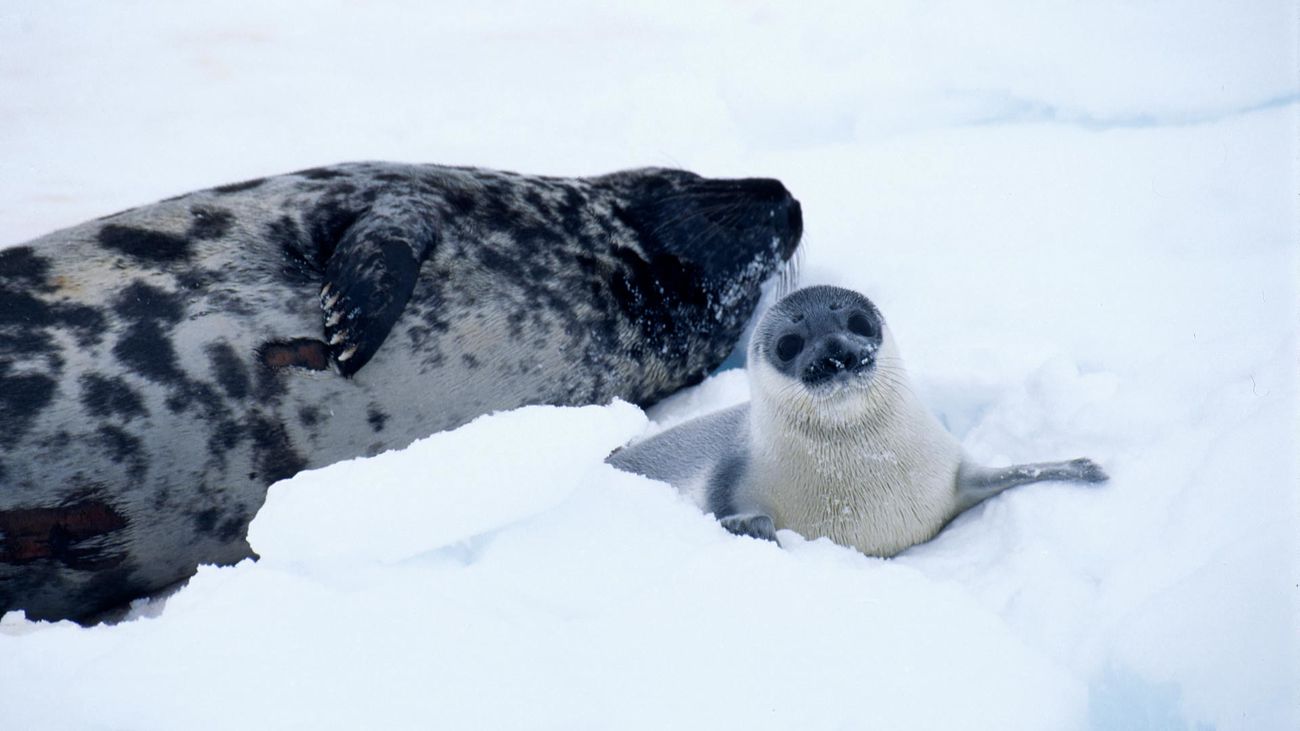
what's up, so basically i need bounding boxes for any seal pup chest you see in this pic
[751,406,962,557]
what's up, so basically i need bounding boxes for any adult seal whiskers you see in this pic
[609,285,1106,555]
[0,162,803,622]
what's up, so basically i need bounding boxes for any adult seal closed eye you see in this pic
[0,162,802,622]
[609,285,1107,555]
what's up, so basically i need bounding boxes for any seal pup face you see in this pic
[748,285,892,425]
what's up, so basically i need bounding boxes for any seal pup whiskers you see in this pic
[609,285,1107,555]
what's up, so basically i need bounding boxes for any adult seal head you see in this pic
[0,162,803,622]
[609,285,1107,555]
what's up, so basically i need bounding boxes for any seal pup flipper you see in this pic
[718,513,778,542]
[604,405,778,541]
[954,457,1108,511]
[606,404,749,484]
[320,195,438,376]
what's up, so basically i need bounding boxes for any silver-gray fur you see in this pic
[0,162,803,622]
[609,285,1106,555]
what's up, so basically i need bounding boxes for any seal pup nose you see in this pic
[857,345,876,369]
[802,335,862,383]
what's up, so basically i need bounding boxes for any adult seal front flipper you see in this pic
[320,194,438,376]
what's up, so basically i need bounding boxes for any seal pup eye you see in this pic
[776,334,804,361]
[847,312,878,338]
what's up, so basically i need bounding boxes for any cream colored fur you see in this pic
[742,326,964,556]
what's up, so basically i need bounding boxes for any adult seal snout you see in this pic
[0,162,802,622]
[609,285,1107,555]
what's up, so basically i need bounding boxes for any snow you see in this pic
[2,2,1297,730]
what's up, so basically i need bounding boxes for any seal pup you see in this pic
[609,285,1106,556]
[0,162,803,622]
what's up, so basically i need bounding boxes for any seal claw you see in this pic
[319,195,439,377]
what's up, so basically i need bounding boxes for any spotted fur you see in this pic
[0,162,803,622]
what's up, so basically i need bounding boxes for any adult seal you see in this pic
[0,162,803,622]
[609,285,1106,555]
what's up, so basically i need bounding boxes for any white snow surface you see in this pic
[1,2,1297,730]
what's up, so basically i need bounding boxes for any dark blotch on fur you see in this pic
[212,177,265,194]
[96,425,147,480]
[0,289,58,330]
[98,224,192,263]
[217,513,248,543]
[259,338,330,371]
[55,304,106,348]
[80,373,147,421]
[114,320,184,383]
[444,188,478,216]
[208,419,245,460]
[253,359,286,402]
[114,280,185,324]
[248,415,306,485]
[267,216,322,284]
[296,167,347,181]
[192,508,219,535]
[366,406,388,433]
[0,367,58,449]
[304,199,360,261]
[298,405,322,427]
[206,342,251,399]
[0,285,106,354]
[0,246,51,288]
[188,206,235,240]
[167,380,226,418]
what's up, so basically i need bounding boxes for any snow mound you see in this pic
[248,402,647,564]
[3,402,1084,731]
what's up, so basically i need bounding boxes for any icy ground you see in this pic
[1,2,1297,730]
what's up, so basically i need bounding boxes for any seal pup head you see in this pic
[748,285,898,426]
